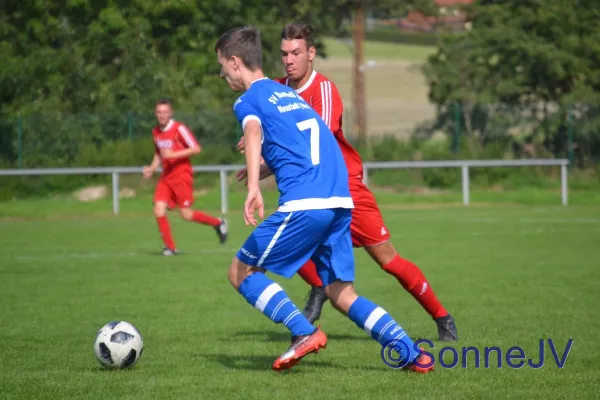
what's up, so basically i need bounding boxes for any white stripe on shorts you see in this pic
[256,212,293,267]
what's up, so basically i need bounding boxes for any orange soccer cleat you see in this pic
[404,348,435,374]
[272,327,328,371]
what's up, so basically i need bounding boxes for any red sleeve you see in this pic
[309,79,343,134]
[176,124,199,148]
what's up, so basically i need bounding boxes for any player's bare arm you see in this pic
[143,153,162,179]
[236,137,273,183]
[235,163,272,185]
[242,119,264,226]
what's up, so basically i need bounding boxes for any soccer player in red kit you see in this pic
[238,23,457,340]
[143,99,228,256]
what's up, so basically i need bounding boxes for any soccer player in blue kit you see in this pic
[215,26,433,373]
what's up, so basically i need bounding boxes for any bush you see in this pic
[1,133,598,200]
[361,136,597,192]
[0,137,243,200]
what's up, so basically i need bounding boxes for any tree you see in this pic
[285,0,438,146]
[422,0,600,163]
[0,0,425,167]
[0,0,294,116]
[0,0,315,165]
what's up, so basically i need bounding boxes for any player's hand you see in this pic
[236,166,272,186]
[237,137,245,154]
[236,167,248,185]
[244,188,264,226]
[142,166,154,179]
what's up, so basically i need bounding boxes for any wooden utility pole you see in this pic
[352,2,367,146]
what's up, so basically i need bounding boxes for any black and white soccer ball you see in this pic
[93,321,144,370]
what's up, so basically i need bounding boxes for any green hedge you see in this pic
[1,135,598,201]
[0,110,241,168]
[360,137,599,191]
[0,139,243,200]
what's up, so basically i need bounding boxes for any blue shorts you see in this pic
[236,208,355,286]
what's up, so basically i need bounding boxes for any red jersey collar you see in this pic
[286,70,317,94]
[160,119,174,132]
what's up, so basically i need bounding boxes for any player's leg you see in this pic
[228,258,317,337]
[153,180,177,255]
[298,199,366,323]
[312,209,433,373]
[352,183,458,341]
[234,210,332,371]
[296,260,328,323]
[326,280,432,372]
[173,178,228,244]
[364,241,457,341]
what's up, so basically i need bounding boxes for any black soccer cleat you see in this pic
[215,218,228,244]
[162,248,179,256]
[435,314,458,341]
[302,286,329,324]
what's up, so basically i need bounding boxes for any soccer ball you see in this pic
[93,321,144,370]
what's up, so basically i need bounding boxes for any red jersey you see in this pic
[152,119,199,179]
[276,71,364,179]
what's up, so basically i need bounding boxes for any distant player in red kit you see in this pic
[143,99,228,256]
[238,23,457,340]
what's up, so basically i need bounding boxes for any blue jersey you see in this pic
[233,78,353,212]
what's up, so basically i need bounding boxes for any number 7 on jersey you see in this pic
[296,118,320,165]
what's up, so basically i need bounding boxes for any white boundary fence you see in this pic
[0,159,569,215]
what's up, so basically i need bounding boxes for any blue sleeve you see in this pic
[233,96,262,131]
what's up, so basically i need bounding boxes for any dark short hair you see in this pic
[155,98,172,107]
[281,22,316,49]
[215,26,262,71]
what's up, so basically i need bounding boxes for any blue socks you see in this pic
[348,296,420,363]
[238,273,315,337]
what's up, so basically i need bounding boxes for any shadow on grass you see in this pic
[226,329,445,347]
[195,353,334,372]
[195,352,392,373]
[228,329,372,343]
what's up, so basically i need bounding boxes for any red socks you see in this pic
[156,216,176,250]
[296,253,448,320]
[191,211,221,227]
[382,255,448,319]
[296,254,448,320]
[157,212,220,250]
[297,260,323,287]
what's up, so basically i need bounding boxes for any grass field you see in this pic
[316,38,437,138]
[320,38,436,61]
[1,193,599,399]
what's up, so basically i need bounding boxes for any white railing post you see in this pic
[220,169,228,216]
[0,160,571,213]
[461,165,470,206]
[561,163,568,206]
[112,171,119,215]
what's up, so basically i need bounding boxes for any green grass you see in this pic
[1,193,599,399]
[1,186,598,221]
[321,37,436,62]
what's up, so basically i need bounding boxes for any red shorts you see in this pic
[349,179,391,248]
[154,176,194,209]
